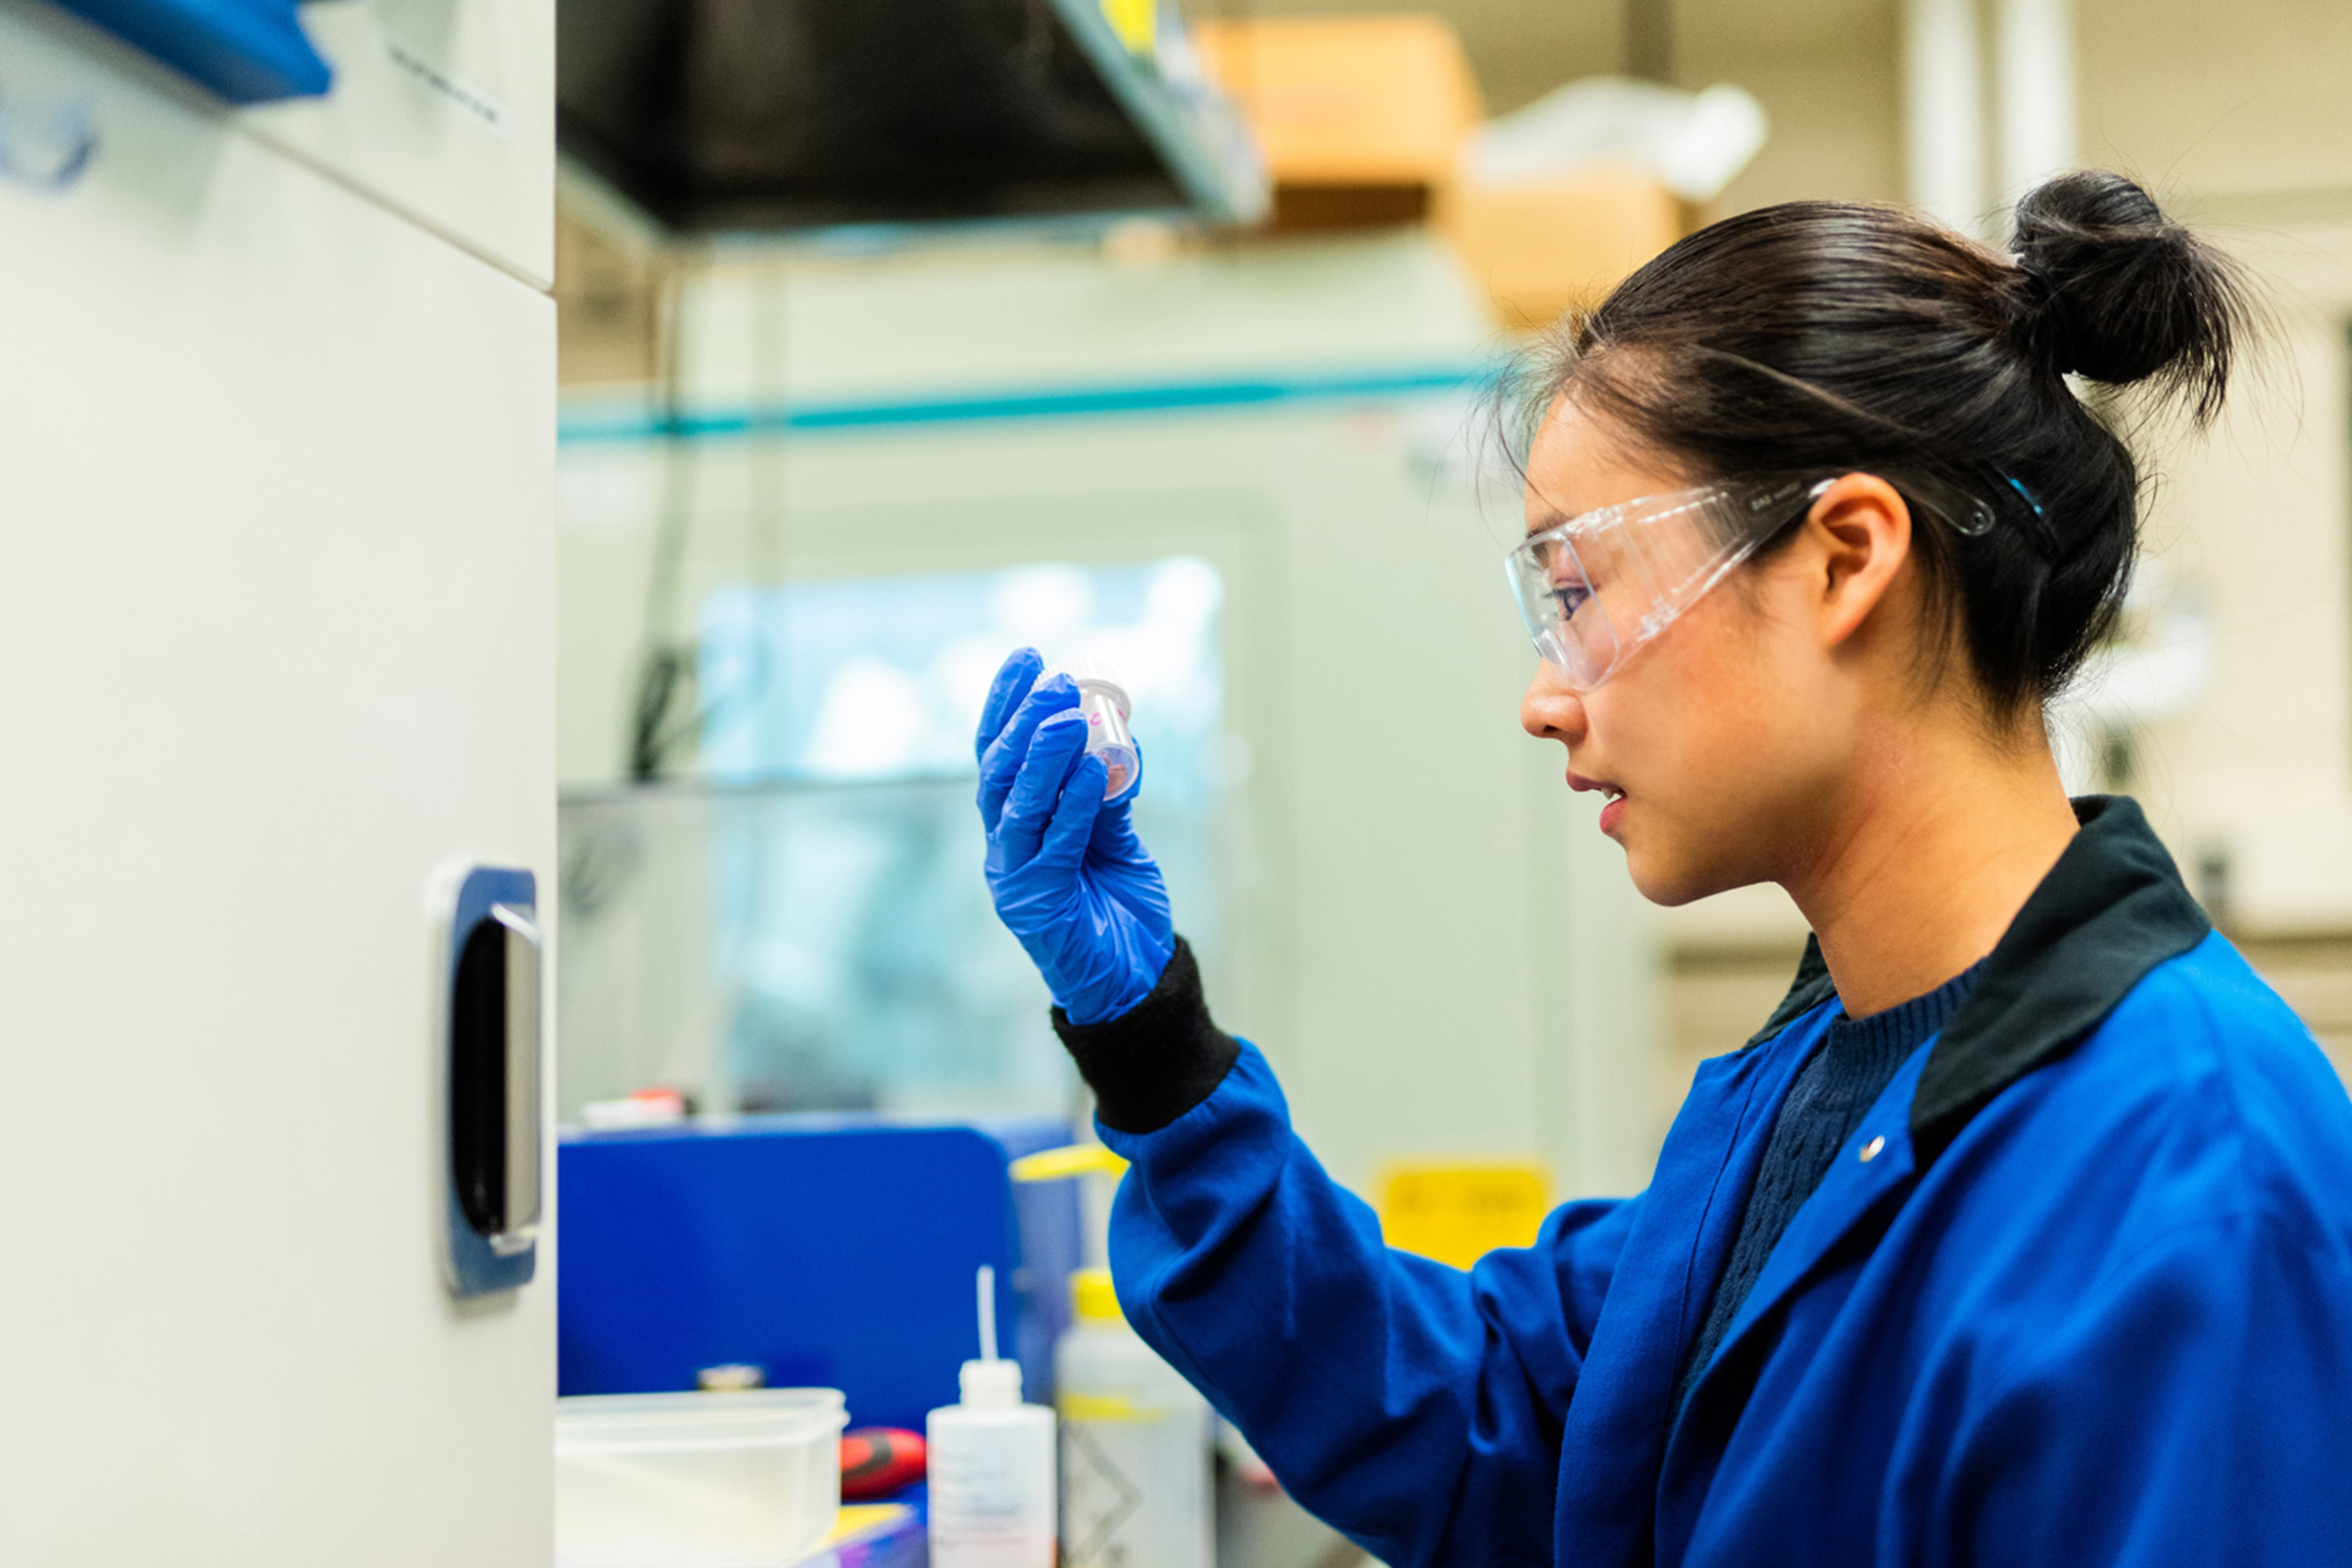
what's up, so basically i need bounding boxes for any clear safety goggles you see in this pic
[1505,475,1834,691]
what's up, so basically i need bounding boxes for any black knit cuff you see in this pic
[1051,938,1241,1135]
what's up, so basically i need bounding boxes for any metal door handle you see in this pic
[442,866,543,1297]
[485,902,542,1255]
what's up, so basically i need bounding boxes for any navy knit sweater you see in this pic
[1675,956,1989,1411]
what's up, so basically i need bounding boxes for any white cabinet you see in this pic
[0,2,554,1563]
[241,0,557,286]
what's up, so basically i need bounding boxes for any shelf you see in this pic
[555,0,1267,234]
[1041,0,1266,228]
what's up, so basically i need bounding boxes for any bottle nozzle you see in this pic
[960,1263,1023,1406]
[977,1263,999,1363]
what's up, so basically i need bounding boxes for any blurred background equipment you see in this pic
[559,1118,1083,1428]
[555,227,1664,1200]
[556,0,1267,229]
[1185,12,1745,324]
[557,555,1229,1123]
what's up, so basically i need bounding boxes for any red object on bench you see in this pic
[841,1427,927,1500]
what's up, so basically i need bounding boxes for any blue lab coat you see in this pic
[1056,799,2352,1566]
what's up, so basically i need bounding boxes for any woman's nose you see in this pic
[1521,661,1588,745]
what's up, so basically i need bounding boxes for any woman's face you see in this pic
[1518,404,1869,906]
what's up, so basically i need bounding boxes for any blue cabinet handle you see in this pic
[54,0,332,104]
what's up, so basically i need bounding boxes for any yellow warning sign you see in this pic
[1378,1162,1552,1269]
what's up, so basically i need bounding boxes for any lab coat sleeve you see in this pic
[1059,945,1635,1567]
[1930,1208,2352,1567]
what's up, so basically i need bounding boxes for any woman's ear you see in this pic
[1804,473,1914,650]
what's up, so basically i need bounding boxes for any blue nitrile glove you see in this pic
[976,648,1175,1026]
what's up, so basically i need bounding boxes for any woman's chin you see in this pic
[1623,840,1747,909]
[1622,850,1693,907]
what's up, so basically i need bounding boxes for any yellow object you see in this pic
[1059,1271,1147,1420]
[1071,1266,1123,1324]
[1100,0,1155,56]
[1009,1144,1130,1182]
[1378,1162,1552,1269]
[819,1503,914,1547]
[1436,170,1684,331]
[1190,14,1482,227]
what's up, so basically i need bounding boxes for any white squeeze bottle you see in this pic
[927,1265,1057,1568]
[1057,1268,1214,1568]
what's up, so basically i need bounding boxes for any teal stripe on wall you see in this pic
[558,363,1495,444]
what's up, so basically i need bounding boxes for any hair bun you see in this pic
[2009,170,2251,423]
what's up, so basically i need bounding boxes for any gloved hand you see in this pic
[976,648,1174,1026]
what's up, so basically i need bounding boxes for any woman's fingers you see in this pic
[1088,792,1144,861]
[979,675,1077,831]
[1037,755,1110,872]
[974,647,1045,763]
[996,709,1091,869]
[1087,738,1144,857]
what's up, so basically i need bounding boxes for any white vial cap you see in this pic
[959,1358,1024,1408]
[1043,659,1130,718]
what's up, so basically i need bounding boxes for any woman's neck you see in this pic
[1783,708,2081,1018]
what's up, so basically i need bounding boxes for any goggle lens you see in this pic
[1505,477,1832,691]
[1508,532,1621,691]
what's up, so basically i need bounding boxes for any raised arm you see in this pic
[1071,948,1631,1565]
[974,649,1633,1566]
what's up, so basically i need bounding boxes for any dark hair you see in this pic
[1513,169,2258,716]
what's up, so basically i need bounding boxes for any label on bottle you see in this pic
[929,1423,1056,1568]
[1061,1410,1212,1568]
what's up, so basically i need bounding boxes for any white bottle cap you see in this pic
[959,1358,1024,1408]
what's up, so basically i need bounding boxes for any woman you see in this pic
[973,171,2352,1566]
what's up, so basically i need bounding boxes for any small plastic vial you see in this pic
[1048,661,1140,802]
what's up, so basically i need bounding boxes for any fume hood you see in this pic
[556,0,1267,232]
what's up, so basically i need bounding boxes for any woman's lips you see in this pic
[1567,769,1628,835]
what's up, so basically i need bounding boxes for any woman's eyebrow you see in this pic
[1527,507,1573,537]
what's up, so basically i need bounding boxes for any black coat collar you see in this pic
[1747,796,2211,1170]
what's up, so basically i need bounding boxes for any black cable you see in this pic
[629,262,698,781]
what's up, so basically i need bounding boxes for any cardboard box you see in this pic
[556,200,666,388]
[1190,14,1482,229]
[1438,167,1683,331]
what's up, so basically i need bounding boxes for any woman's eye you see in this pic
[1552,582,1593,619]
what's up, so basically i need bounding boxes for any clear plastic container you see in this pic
[1045,660,1139,802]
[555,1388,847,1568]
[1056,1270,1212,1568]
